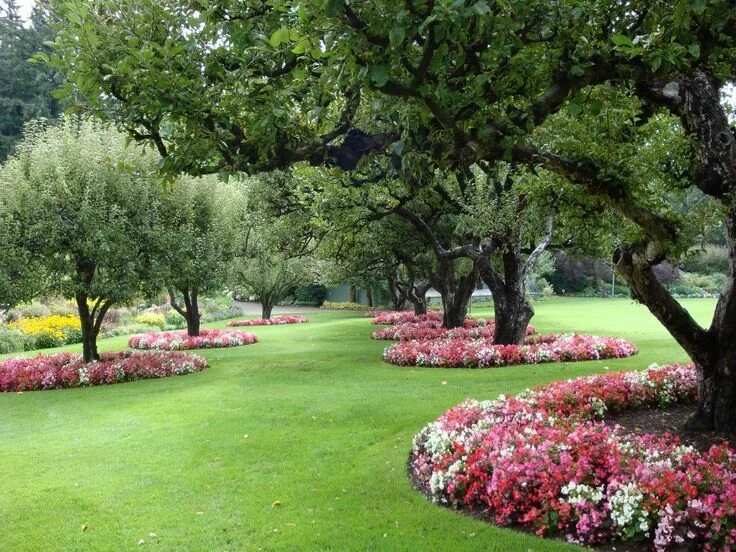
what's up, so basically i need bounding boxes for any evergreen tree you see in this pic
[0,0,61,161]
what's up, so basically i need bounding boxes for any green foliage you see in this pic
[134,312,167,330]
[321,301,372,311]
[0,329,32,354]
[0,1,62,161]
[681,245,730,275]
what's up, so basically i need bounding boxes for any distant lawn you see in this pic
[0,297,716,551]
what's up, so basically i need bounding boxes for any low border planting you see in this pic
[369,310,443,325]
[0,351,207,392]
[128,328,258,350]
[228,315,309,327]
[372,318,537,341]
[410,364,736,550]
[384,333,637,367]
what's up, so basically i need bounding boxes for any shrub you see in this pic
[288,284,328,306]
[134,311,167,329]
[409,364,736,550]
[681,245,730,274]
[128,329,258,350]
[0,329,32,354]
[322,301,372,311]
[0,351,207,392]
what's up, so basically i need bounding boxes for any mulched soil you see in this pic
[605,403,734,452]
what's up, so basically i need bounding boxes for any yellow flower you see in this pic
[8,315,81,339]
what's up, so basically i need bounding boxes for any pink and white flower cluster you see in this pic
[128,329,258,350]
[410,364,736,549]
[372,318,537,341]
[384,333,637,367]
[369,310,444,325]
[0,351,207,392]
[228,315,309,327]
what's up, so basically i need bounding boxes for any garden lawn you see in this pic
[0,298,717,551]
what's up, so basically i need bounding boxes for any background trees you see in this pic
[0,0,61,161]
[0,117,159,362]
[46,0,736,430]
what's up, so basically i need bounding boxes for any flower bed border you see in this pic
[409,364,736,550]
[0,350,207,392]
[227,315,309,327]
[384,333,637,367]
[128,328,258,350]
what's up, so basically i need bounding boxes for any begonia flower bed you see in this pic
[0,350,207,392]
[384,333,637,367]
[228,315,309,327]
[372,318,537,341]
[369,310,444,325]
[128,329,257,350]
[410,364,736,550]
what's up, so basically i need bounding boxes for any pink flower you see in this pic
[128,329,258,350]
[228,315,309,327]
[0,351,207,392]
[410,363,736,550]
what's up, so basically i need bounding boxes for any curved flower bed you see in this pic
[369,310,444,325]
[128,329,257,350]
[384,333,637,367]
[410,364,736,549]
[228,315,309,327]
[0,351,207,392]
[372,319,537,341]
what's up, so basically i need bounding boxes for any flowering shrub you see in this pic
[228,315,309,327]
[128,329,258,350]
[372,318,537,341]
[384,333,637,367]
[410,364,736,550]
[0,351,207,392]
[369,310,444,325]
[7,314,82,348]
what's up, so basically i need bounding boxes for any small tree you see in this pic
[155,176,244,336]
[0,118,158,362]
[230,177,318,319]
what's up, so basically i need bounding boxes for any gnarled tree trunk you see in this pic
[432,260,478,329]
[169,287,201,337]
[479,251,535,345]
[75,291,112,363]
[407,278,430,316]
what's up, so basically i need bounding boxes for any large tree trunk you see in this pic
[480,251,535,345]
[75,292,111,363]
[492,288,534,345]
[262,302,274,319]
[407,278,430,315]
[348,284,357,303]
[366,287,373,308]
[433,261,478,329]
[169,287,201,337]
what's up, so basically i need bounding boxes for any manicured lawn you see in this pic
[0,297,716,551]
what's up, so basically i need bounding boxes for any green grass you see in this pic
[0,297,716,551]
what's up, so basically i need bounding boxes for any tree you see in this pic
[0,117,159,362]
[48,1,736,429]
[154,176,245,336]
[230,176,318,319]
[0,0,62,160]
